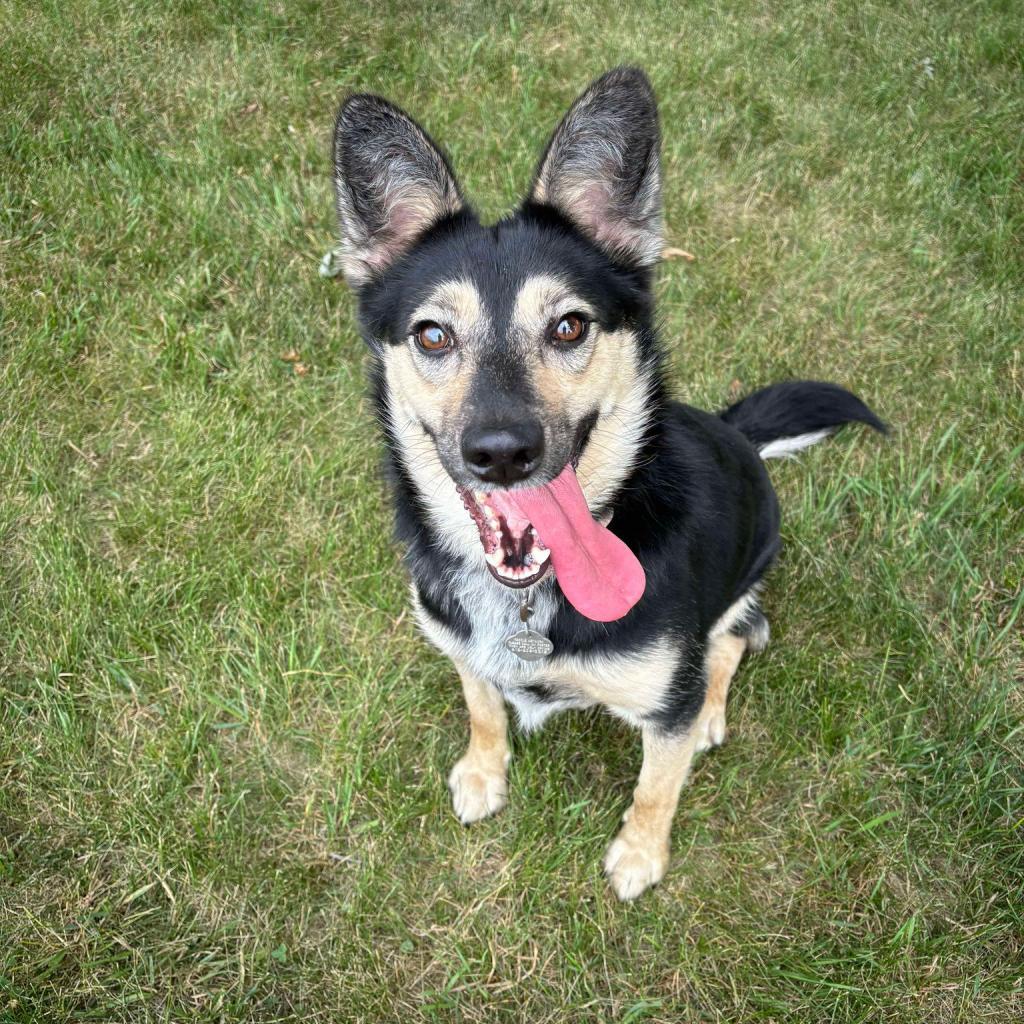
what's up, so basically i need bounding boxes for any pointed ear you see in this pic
[528,67,663,268]
[332,95,465,286]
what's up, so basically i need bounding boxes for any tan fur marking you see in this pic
[385,278,486,431]
[704,633,745,722]
[382,279,486,432]
[543,639,678,721]
[512,274,651,511]
[604,726,701,900]
[694,632,747,752]
[605,632,749,899]
[510,274,595,343]
[382,343,471,519]
[448,663,510,824]
[572,337,650,508]
[415,278,485,332]
[381,278,490,556]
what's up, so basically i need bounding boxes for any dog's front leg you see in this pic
[604,632,749,899]
[447,664,510,824]
[603,725,701,901]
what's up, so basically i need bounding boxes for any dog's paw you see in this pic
[693,705,727,753]
[603,831,669,901]
[448,756,508,824]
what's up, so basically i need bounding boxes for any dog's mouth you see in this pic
[458,487,552,588]
[454,462,646,622]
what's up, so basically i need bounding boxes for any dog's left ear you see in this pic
[528,67,662,268]
[332,94,465,287]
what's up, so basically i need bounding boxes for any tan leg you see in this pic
[447,664,510,824]
[694,632,747,752]
[604,633,748,901]
[604,725,700,900]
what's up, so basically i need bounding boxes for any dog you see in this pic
[329,67,884,900]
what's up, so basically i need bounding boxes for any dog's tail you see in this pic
[720,381,886,460]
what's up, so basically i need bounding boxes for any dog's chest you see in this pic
[414,568,559,687]
[413,564,678,731]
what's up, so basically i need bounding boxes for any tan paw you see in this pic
[693,705,727,753]
[603,831,669,901]
[448,755,508,824]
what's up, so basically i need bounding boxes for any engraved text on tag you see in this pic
[505,627,554,661]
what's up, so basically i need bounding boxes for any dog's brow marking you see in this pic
[411,279,487,336]
[511,274,594,341]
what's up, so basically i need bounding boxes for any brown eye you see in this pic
[415,322,451,352]
[551,313,588,345]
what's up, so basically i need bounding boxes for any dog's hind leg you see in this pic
[693,631,747,753]
[448,664,510,824]
[694,599,768,752]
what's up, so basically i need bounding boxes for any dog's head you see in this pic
[332,68,663,590]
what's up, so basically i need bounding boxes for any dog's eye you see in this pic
[550,314,588,345]
[414,321,451,352]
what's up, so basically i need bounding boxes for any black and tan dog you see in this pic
[330,68,883,900]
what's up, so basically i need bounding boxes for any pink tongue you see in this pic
[490,465,645,622]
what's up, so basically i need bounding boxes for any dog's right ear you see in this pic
[332,95,465,287]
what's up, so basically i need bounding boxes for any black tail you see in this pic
[720,381,886,459]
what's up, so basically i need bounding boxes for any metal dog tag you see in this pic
[505,589,553,661]
[505,627,553,661]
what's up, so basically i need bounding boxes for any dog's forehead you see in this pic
[412,272,581,330]
[404,221,607,331]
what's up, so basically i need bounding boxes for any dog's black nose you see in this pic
[461,421,545,485]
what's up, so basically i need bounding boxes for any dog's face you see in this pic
[333,68,664,571]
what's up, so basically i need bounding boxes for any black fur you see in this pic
[403,392,784,731]
[398,380,880,733]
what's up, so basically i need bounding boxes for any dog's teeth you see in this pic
[485,549,504,567]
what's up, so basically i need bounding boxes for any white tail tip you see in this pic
[758,429,833,461]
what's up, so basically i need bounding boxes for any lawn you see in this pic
[1,0,1022,1020]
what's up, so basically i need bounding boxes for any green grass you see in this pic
[1,0,1022,1020]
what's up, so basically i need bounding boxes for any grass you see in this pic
[1,0,1022,1020]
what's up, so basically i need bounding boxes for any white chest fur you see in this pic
[412,566,559,688]
[411,562,680,732]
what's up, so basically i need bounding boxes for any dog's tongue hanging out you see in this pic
[490,465,645,622]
